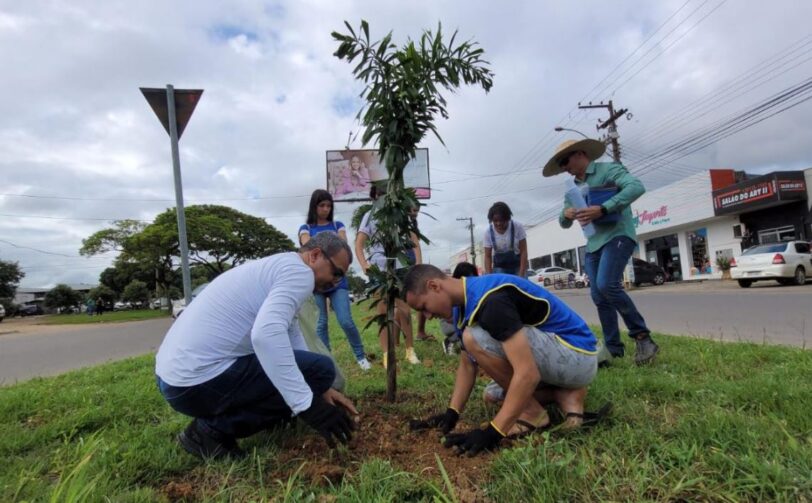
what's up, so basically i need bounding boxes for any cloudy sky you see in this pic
[2,0,811,288]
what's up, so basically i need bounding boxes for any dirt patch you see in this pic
[274,393,494,496]
[161,392,505,502]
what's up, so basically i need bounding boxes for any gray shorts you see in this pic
[469,325,597,390]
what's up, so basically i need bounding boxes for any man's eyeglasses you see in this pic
[322,251,345,281]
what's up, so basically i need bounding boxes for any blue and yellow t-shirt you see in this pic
[458,274,596,354]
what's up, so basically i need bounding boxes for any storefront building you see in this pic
[521,167,811,282]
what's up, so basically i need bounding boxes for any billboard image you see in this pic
[326,148,430,202]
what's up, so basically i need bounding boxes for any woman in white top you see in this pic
[354,184,421,367]
[483,201,528,277]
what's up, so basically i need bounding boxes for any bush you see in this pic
[121,280,150,309]
[715,256,732,271]
[44,285,83,312]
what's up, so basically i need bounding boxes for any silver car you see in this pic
[730,241,811,287]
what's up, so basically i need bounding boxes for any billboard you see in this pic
[326,148,430,202]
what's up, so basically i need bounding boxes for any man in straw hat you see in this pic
[543,139,660,365]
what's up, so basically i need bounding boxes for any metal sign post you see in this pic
[140,85,203,305]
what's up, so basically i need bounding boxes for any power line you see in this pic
[630,76,812,179]
[486,0,721,198]
[627,34,812,149]
[608,0,729,96]
[0,239,105,258]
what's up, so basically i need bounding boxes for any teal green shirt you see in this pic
[559,161,645,253]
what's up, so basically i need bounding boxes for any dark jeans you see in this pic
[157,351,335,439]
[583,236,650,357]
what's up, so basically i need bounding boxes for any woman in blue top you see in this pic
[299,190,371,371]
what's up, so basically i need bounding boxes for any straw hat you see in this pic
[542,139,606,177]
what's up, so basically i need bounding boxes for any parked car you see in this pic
[533,267,577,287]
[172,282,210,319]
[18,304,44,316]
[113,301,132,311]
[632,258,666,287]
[730,241,811,288]
[0,304,5,322]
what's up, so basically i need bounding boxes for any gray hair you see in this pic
[300,232,353,265]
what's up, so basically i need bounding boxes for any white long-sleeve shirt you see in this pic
[155,252,316,414]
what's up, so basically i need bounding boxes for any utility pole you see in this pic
[578,100,635,290]
[456,217,476,267]
[577,100,630,163]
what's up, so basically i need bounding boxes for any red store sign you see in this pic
[712,171,806,216]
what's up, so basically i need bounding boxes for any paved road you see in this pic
[557,281,812,348]
[1,282,809,385]
[0,317,173,385]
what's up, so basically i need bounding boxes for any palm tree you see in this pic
[333,20,493,400]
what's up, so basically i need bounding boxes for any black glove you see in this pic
[443,423,504,456]
[298,395,355,448]
[408,408,460,434]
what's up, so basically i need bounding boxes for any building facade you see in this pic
[520,167,811,282]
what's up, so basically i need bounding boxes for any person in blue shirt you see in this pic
[404,264,600,456]
[299,189,371,371]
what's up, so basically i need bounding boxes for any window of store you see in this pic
[643,234,680,281]
[553,249,577,271]
[530,255,552,270]
[758,225,795,244]
[687,228,709,276]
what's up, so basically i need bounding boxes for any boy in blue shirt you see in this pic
[404,264,600,456]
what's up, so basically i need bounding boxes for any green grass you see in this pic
[39,309,171,325]
[2,302,811,502]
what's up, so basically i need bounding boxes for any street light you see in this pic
[554,126,590,139]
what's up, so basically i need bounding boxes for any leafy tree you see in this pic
[44,284,83,312]
[151,205,296,275]
[99,261,155,296]
[346,268,368,299]
[87,285,117,306]
[80,220,146,256]
[333,20,493,400]
[83,206,294,306]
[122,280,150,308]
[0,259,25,299]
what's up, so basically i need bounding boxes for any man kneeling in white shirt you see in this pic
[155,232,358,459]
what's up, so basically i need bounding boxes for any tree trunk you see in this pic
[385,288,397,402]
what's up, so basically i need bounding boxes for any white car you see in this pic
[171,283,210,319]
[532,267,577,287]
[0,304,5,322]
[730,241,811,288]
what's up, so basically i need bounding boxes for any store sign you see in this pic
[714,181,774,210]
[712,171,806,216]
[633,205,670,228]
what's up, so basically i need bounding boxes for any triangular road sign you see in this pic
[140,87,203,139]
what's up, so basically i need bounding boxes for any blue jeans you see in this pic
[156,351,335,438]
[314,288,366,361]
[493,267,518,275]
[583,236,650,357]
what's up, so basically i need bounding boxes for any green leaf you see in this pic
[361,19,369,41]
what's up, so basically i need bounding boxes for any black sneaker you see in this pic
[178,420,245,460]
[634,336,660,365]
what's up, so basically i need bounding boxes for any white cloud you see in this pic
[228,34,263,60]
